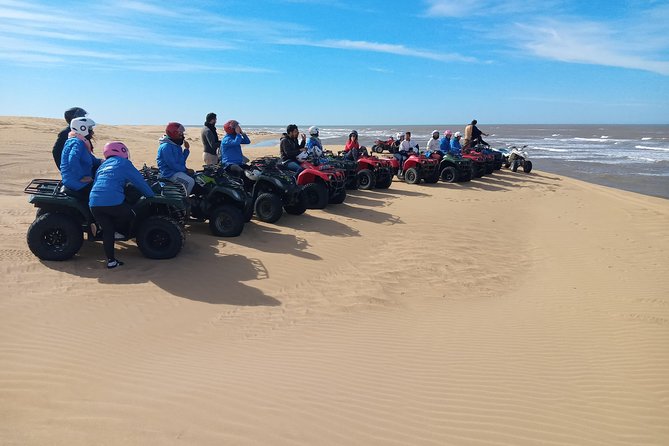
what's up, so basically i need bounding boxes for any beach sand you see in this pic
[1,117,668,445]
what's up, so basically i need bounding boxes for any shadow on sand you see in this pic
[40,229,281,306]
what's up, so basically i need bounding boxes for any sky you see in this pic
[0,0,668,125]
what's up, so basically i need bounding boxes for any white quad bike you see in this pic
[505,145,533,173]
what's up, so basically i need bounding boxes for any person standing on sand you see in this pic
[90,141,155,269]
[220,119,251,177]
[464,119,489,149]
[280,124,306,173]
[53,107,87,169]
[60,117,101,201]
[201,112,220,166]
[157,122,195,194]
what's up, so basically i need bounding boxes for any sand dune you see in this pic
[1,117,668,445]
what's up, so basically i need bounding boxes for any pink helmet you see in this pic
[103,141,129,159]
[444,130,453,137]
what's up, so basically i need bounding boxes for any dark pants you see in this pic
[283,160,304,173]
[90,203,135,261]
[63,183,92,202]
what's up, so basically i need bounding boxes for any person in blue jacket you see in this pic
[220,119,251,177]
[439,130,453,154]
[53,106,87,170]
[157,122,194,194]
[90,141,155,269]
[450,131,463,157]
[60,117,102,200]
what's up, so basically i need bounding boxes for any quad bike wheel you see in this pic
[375,173,393,189]
[440,166,457,183]
[27,212,83,261]
[372,145,383,153]
[328,188,347,204]
[511,160,520,172]
[302,182,329,209]
[357,169,376,190]
[208,204,244,237]
[523,161,533,173]
[136,215,185,259]
[404,167,421,184]
[284,192,307,216]
[254,192,283,223]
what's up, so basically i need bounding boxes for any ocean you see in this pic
[243,124,669,199]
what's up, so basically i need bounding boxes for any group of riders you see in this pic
[51,107,490,269]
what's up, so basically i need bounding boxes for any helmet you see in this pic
[432,129,439,135]
[244,168,262,182]
[349,130,358,138]
[297,151,308,161]
[70,117,96,137]
[103,141,129,159]
[165,122,185,139]
[308,126,319,136]
[395,132,402,139]
[223,119,239,135]
[444,130,453,137]
[454,131,462,138]
[64,107,87,123]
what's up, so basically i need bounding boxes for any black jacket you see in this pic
[280,133,305,161]
[52,126,69,170]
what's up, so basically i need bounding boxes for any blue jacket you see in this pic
[60,137,102,191]
[157,136,190,178]
[90,156,155,207]
[220,133,250,166]
[450,138,462,156]
[306,136,322,151]
[439,137,451,153]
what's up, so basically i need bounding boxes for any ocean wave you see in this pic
[641,137,653,141]
[635,145,669,152]
[531,146,570,152]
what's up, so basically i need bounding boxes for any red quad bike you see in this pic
[460,150,487,178]
[298,160,347,207]
[463,145,494,175]
[328,151,394,190]
[386,152,440,185]
[371,137,399,154]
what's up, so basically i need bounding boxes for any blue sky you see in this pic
[0,0,667,125]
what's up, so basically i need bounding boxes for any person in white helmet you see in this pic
[426,129,441,155]
[450,131,463,156]
[60,116,102,200]
[306,126,324,159]
[53,107,87,170]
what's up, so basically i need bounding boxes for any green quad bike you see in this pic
[141,165,252,237]
[25,178,190,261]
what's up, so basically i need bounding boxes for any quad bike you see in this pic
[385,151,440,185]
[464,145,495,175]
[244,157,307,223]
[471,143,504,170]
[317,153,359,189]
[259,157,347,209]
[459,149,487,178]
[324,150,393,190]
[25,178,189,261]
[425,151,473,183]
[506,146,533,173]
[371,137,399,154]
[142,165,251,237]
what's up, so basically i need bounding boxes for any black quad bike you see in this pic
[25,178,189,261]
[142,165,252,237]
[245,158,308,224]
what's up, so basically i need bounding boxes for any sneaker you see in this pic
[107,259,124,269]
[90,223,99,237]
[114,232,126,240]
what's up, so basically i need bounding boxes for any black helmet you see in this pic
[64,107,87,123]
[349,130,358,138]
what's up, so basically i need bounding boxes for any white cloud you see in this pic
[277,38,476,63]
[511,19,669,76]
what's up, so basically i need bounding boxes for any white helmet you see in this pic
[70,117,96,137]
[244,169,262,181]
[432,129,439,135]
[454,131,462,138]
[395,132,402,139]
[308,126,319,136]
